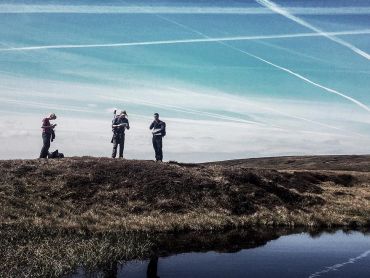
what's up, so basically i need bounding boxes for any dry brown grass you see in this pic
[0,156,369,232]
[0,225,152,277]
[0,156,369,276]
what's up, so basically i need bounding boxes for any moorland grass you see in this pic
[0,156,369,276]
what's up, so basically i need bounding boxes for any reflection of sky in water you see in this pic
[0,1,370,161]
[118,231,370,278]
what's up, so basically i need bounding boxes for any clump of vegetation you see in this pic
[0,156,369,276]
[0,157,369,231]
[0,224,152,277]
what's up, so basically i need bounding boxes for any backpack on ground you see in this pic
[48,149,64,159]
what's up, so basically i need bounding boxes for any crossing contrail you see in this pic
[156,15,370,113]
[256,0,370,61]
[226,43,370,112]
[1,29,370,52]
[155,15,351,130]
[254,40,330,65]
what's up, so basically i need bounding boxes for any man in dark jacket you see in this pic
[39,113,57,158]
[149,113,165,162]
[111,110,130,158]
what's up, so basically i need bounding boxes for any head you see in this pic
[154,113,159,121]
[49,113,57,120]
[120,110,127,118]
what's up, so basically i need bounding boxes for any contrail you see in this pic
[104,94,367,138]
[225,43,370,112]
[164,85,345,133]
[254,40,330,65]
[107,93,344,134]
[1,5,370,15]
[0,98,92,113]
[101,95,268,127]
[1,29,370,52]
[256,0,370,60]
[156,15,370,113]
[308,250,370,278]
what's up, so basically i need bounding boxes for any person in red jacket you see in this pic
[39,113,57,158]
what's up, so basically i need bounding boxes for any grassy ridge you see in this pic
[0,156,369,276]
[1,156,369,231]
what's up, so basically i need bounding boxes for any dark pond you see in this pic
[72,229,370,278]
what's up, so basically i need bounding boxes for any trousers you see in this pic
[39,133,51,158]
[152,136,163,161]
[112,133,125,158]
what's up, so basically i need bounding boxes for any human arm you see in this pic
[41,124,56,129]
[112,117,118,128]
[152,122,164,135]
[41,118,56,129]
[112,118,129,129]
[51,129,56,142]
[117,119,129,129]
[149,121,154,130]
[113,123,128,128]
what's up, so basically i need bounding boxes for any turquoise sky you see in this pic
[0,0,369,161]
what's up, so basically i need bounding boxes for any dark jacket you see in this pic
[112,117,129,134]
[149,120,165,136]
[111,116,129,143]
[41,118,56,141]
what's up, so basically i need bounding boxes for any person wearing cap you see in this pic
[149,113,166,162]
[111,110,130,158]
[39,113,57,158]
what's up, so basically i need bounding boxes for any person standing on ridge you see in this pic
[149,113,166,162]
[111,110,130,158]
[39,113,57,158]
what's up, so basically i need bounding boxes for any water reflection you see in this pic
[147,256,159,278]
[71,228,370,278]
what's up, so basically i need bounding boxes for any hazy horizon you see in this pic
[0,0,369,162]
